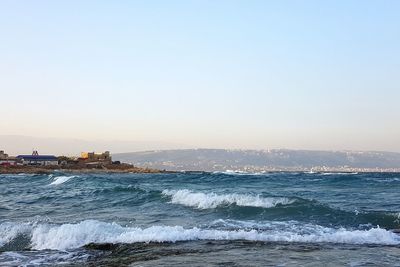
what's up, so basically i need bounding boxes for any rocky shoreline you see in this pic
[0,164,168,174]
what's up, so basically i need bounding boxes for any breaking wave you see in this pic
[162,189,295,209]
[213,170,267,176]
[0,222,31,248]
[1,220,399,251]
[50,175,77,185]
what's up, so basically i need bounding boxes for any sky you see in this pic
[1,0,399,154]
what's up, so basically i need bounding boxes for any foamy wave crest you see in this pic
[0,222,32,247]
[162,189,295,209]
[320,172,358,176]
[2,220,400,250]
[50,175,77,185]
[213,170,266,176]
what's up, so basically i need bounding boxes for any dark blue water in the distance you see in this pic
[1,172,400,266]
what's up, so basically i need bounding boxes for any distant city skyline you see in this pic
[1,1,399,152]
[1,135,400,156]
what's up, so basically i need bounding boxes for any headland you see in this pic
[0,150,167,174]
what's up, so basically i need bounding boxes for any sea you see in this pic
[0,171,399,266]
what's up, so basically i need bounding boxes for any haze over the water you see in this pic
[1,1,399,153]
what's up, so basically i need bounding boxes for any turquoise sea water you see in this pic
[1,172,400,266]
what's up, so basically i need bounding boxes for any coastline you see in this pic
[1,165,399,175]
[0,165,169,174]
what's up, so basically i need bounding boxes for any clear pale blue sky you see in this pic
[1,1,399,152]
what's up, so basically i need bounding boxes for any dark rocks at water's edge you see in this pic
[83,242,205,266]
[82,241,326,266]
[0,164,167,174]
[392,229,400,234]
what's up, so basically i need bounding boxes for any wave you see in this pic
[1,220,399,251]
[213,170,250,175]
[364,177,400,183]
[50,175,77,185]
[320,172,359,176]
[0,222,31,248]
[213,170,269,176]
[161,190,400,229]
[0,250,89,266]
[93,185,150,194]
[162,189,295,209]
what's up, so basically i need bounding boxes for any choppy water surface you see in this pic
[1,172,399,266]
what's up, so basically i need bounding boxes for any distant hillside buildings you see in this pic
[113,149,400,172]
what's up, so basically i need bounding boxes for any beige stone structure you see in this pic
[0,150,9,159]
[80,151,112,163]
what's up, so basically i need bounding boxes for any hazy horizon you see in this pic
[1,1,399,153]
[1,135,400,156]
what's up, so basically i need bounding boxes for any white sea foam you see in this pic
[0,250,88,266]
[222,170,249,175]
[162,189,294,209]
[1,220,398,251]
[0,222,32,247]
[320,172,358,176]
[0,252,28,266]
[213,170,267,176]
[50,175,77,185]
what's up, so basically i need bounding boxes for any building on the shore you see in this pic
[0,150,9,159]
[17,151,58,166]
[0,150,20,166]
[80,151,112,164]
[0,159,19,166]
